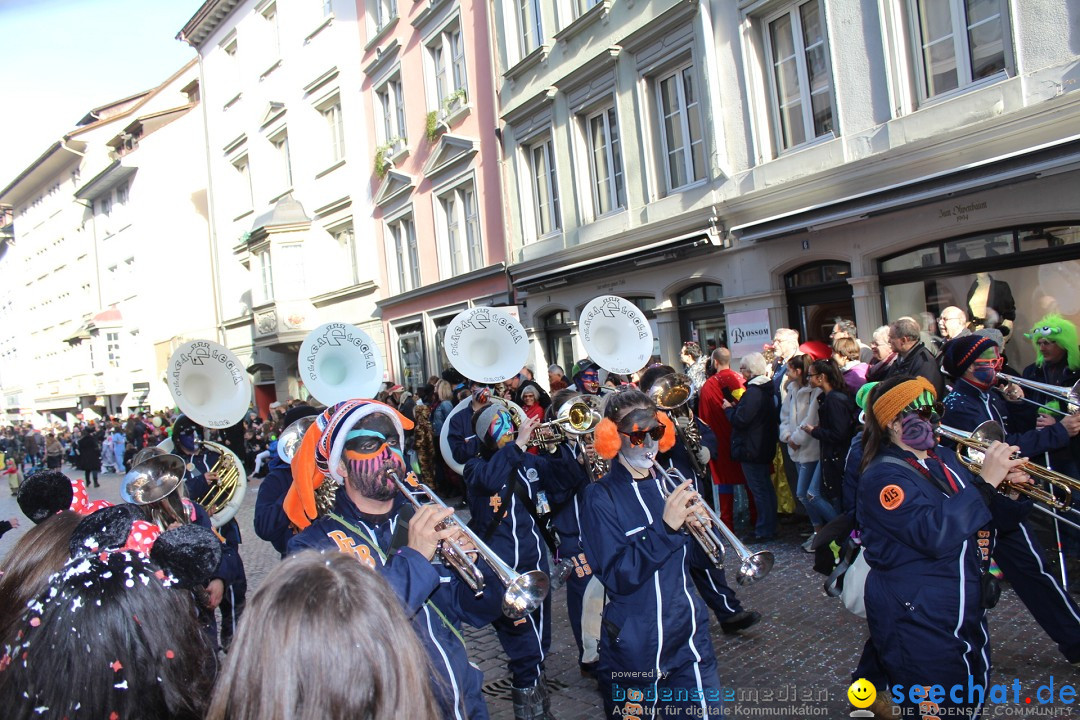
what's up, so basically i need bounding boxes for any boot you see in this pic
[511,676,555,720]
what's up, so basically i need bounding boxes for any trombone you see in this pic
[934,421,1080,531]
[391,470,550,619]
[995,373,1080,416]
[652,461,774,585]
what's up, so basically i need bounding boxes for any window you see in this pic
[222,36,240,97]
[656,63,706,191]
[529,137,560,237]
[387,216,420,293]
[518,0,543,56]
[322,0,333,16]
[585,105,625,216]
[575,0,602,17]
[910,0,1010,99]
[331,223,359,287]
[262,3,280,59]
[765,0,834,150]
[375,0,397,29]
[106,332,121,368]
[97,197,112,216]
[376,76,407,150]
[116,182,129,205]
[321,99,346,163]
[232,155,254,212]
[396,325,425,388]
[439,182,483,276]
[270,129,292,190]
[428,23,468,114]
[255,249,274,304]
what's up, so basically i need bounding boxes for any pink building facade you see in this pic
[359,0,508,389]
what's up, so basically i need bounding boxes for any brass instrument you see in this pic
[652,461,774,585]
[197,439,243,519]
[648,373,707,479]
[995,373,1080,416]
[573,394,610,482]
[122,453,189,530]
[391,471,550,619]
[526,400,602,452]
[935,421,1080,530]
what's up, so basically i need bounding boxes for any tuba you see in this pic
[438,307,531,474]
[579,295,654,377]
[121,452,190,530]
[165,340,251,528]
[298,323,384,407]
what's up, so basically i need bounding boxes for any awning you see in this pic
[731,133,1080,243]
[74,160,137,201]
[120,390,149,408]
[36,395,80,411]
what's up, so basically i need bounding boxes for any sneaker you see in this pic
[801,533,817,553]
[721,610,762,635]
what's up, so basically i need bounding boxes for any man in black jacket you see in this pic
[885,316,945,399]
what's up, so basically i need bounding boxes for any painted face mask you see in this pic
[175,431,198,454]
[487,409,515,449]
[899,413,937,451]
[342,419,404,501]
[581,370,600,394]
[618,408,662,470]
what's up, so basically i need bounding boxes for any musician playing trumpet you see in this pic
[582,388,725,719]
[940,333,1080,667]
[460,401,587,720]
[287,400,493,720]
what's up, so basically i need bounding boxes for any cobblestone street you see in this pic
[2,468,1077,718]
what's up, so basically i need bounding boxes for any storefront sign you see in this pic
[726,309,772,356]
[937,199,988,224]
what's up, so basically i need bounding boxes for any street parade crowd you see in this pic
[0,297,1079,720]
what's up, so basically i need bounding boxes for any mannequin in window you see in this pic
[967,272,1015,343]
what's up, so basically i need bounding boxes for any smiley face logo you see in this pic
[848,678,876,709]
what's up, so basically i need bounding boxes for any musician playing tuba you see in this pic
[170,414,248,652]
[938,333,1080,666]
[580,387,728,718]
[285,399,496,720]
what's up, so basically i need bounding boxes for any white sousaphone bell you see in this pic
[298,322,385,407]
[439,306,530,476]
[579,295,654,376]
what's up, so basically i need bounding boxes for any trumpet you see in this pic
[995,373,1080,416]
[391,471,550,619]
[652,461,774,585]
[935,421,1080,531]
[526,400,602,452]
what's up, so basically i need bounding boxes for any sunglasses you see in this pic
[619,426,665,446]
[902,401,944,422]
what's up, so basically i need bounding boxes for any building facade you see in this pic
[360,0,509,388]
[0,62,216,425]
[491,0,1080,378]
[180,0,382,410]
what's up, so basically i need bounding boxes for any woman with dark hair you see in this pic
[801,359,855,506]
[205,551,439,720]
[856,375,1030,718]
[582,387,724,718]
[0,551,214,720]
[0,511,80,643]
[779,354,829,551]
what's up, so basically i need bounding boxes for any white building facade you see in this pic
[493,0,1080,377]
[0,62,217,425]
[180,0,382,412]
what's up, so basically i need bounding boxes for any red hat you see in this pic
[799,341,832,361]
[388,384,404,393]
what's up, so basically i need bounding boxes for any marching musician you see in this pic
[445,382,489,469]
[582,387,726,718]
[940,333,1080,666]
[1022,314,1080,478]
[286,399,492,720]
[571,359,602,396]
[460,400,586,720]
[254,404,321,557]
[170,414,248,651]
[857,376,1031,718]
[638,365,762,635]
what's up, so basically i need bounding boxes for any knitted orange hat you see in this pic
[871,376,937,429]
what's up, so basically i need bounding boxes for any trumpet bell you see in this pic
[738,551,775,586]
[649,372,693,410]
[167,341,252,429]
[122,454,185,505]
[299,323,384,406]
[580,296,653,375]
[278,415,317,463]
[504,570,550,619]
[443,307,529,384]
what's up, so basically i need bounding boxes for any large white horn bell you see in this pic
[579,295,654,375]
[167,341,252,429]
[444,307,529,384]
[299,323,384,406]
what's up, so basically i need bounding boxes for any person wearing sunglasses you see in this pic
[581,387,725,719]
[940,333,1080,668]
[857,375,1032,718]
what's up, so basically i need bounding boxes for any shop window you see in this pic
[677,284,725,354]
[943,231,1014,263]
[543,310,574,375]
[396,325,425,390]
[677,283,723,306]
[784,261,849,288]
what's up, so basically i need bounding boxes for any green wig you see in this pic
[1026,314,1080,371]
